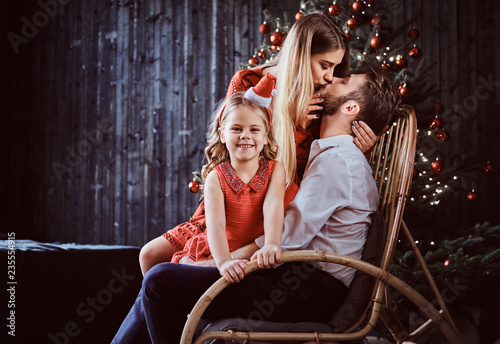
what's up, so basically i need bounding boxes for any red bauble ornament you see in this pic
[345,31,352,41]
[347,17,359,30]
[399,86,408,96]
[413,168,419,181]
[367,0,374,4]
[329,4,341,16]
[430,118,443,130]
[295,11,303,21]
[431,160,444,173]
[484,162,495,174]
[270,31,285,46]
[371,15,381,25]
[467,191,478,202]
[352,1,365,13]
[395,57,408,68]
[381,62,391,71]
[259,23,270,35]
[248,56,259,66]
[409,26,420,39]
[434,101,444,114]
[188,180,201,193]
[257,50,266,59]
[409,45,422,58]
[435,130,449,142]
[370,35,382,49]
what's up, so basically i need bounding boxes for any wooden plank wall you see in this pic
[5,0,266,246]
[5,0,499,246]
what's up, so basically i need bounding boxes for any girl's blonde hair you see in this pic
[269,12,350,185]
[202,92,278,180]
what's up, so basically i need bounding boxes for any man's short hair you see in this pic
[320,65,402,136]
[353,65,402,135]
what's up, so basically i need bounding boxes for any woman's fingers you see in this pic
[356,121,378,140]
[299,95,324,129]
[352,120,379,153]
[310,96,324,105]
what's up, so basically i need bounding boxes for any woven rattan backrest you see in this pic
[370,105,417,271]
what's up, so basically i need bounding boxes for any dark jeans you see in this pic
[112,261,347,344]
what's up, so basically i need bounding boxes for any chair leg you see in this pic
[379,308,409,342]
[400,220,460,336]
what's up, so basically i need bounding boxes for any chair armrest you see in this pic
[181,250,378,344]
[181,249,448,344]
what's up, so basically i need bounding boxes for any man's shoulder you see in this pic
[316,140,367,164]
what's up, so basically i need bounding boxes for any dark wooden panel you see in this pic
[4,0,499,246]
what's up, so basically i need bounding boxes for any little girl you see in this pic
[141,74,285,282]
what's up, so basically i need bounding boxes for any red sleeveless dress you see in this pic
[170,159,277,263]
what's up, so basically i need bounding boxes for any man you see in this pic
[112,65,402,344]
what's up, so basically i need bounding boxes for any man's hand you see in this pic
[300,93,324,130]
[179,256,195,265]
[352,120,380,153]
[219,259,248,283]
[251,244,281,269]
[190,259,216,267]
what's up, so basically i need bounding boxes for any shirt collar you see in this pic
[316,134,354,150]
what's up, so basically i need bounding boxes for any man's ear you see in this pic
[341,100,361,117]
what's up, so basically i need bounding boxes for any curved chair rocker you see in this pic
[180,106,466,344]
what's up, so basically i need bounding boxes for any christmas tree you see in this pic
[189,0,497,242]
[235,0,499,243]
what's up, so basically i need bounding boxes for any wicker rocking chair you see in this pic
[180,106,466,344]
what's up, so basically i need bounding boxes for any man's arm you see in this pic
[279,152,350,250]
[189,242,260,267]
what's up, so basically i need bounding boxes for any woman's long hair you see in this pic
[268,12,349,185]
[202,92,278,180]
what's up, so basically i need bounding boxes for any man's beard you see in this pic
[312,92,346,117]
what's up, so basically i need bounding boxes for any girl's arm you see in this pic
[251,162,286,269]
[204,170,247,283]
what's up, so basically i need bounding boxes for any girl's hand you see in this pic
[300,93,324,130]
[251,244,281,269]
[219,259,248,283]
[352,120,380,153]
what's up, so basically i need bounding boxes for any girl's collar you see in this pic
[219,159,269,193]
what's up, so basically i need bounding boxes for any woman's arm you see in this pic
[251,162,286,269]
[205,171,247,283]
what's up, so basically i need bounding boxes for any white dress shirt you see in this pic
[256,135,379,287]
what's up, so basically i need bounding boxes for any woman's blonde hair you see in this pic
[269,12,349,185]
[202,92,278,180]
